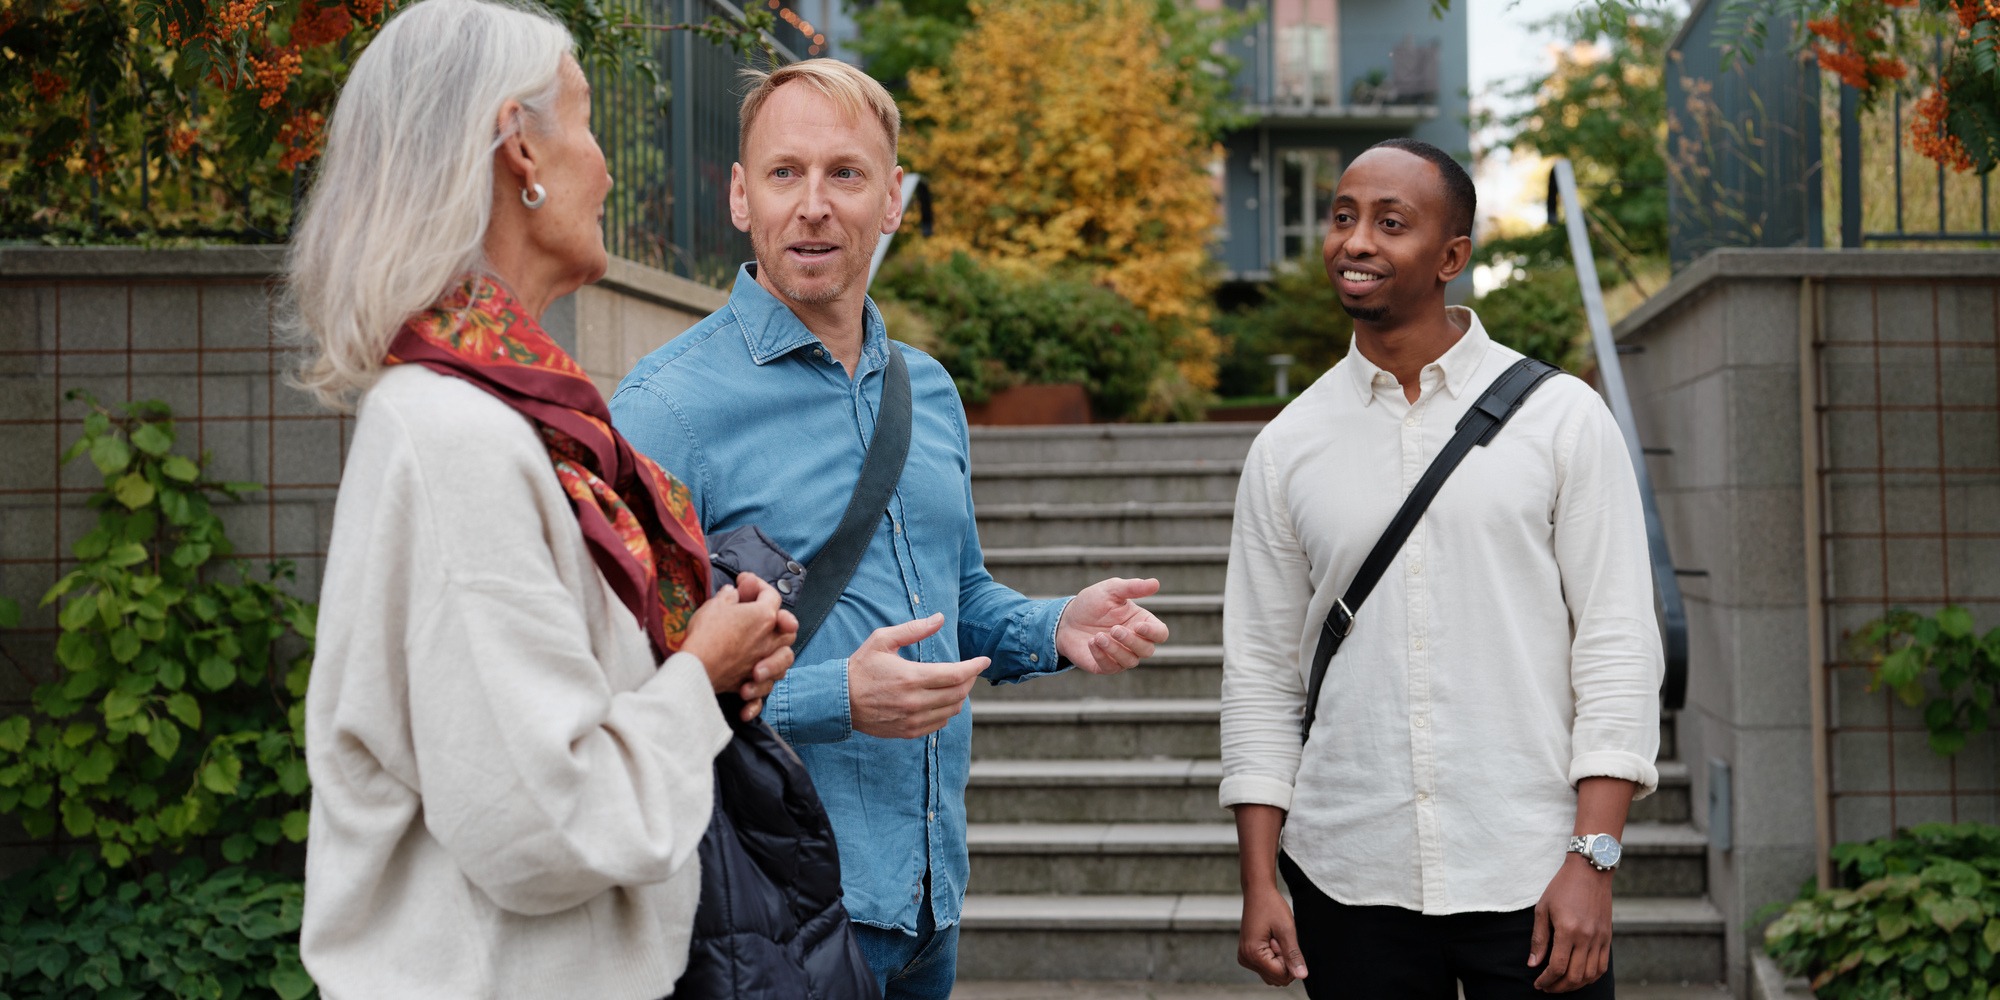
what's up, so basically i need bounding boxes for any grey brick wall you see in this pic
[1617,249,2000,997]
[0,246,722,875]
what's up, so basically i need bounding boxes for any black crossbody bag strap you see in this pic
[1298,357,1561,743]
[791,347,913,654]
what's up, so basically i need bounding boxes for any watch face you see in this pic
[1590,836,1622,868]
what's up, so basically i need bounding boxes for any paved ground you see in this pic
[952,981,1733,999]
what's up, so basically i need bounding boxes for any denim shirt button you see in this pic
[1029,653,1039,663]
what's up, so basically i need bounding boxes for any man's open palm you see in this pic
[1056,577,1170,674]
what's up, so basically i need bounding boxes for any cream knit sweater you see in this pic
[301,366,732,999]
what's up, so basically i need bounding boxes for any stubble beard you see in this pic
[749,223,876,307]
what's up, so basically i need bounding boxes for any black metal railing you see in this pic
[589,0,799,285]
[1665,0,1997,265]
[1550,158,1691,713]
[1835,43,1999,245]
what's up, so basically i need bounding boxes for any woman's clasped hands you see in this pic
[682,572,799,721]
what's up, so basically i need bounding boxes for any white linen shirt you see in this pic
[1218,307,1663,915]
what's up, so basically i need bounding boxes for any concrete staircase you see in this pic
[956,423,1724,986]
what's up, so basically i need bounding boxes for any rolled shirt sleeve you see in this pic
[1552,398,1665,798]
[1219,433,1315,813]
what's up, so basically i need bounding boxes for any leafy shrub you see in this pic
[1464,264,1589,373]
[1857,606,2000,757]
[1211,259,1351,400]
[0,852,312,1000]
[1763,822,2000,998]
[0,391,318,998]
[0,392,314,867]
[873,251,1181,420]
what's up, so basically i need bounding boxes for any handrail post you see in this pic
[1548,159,1690,711]
[1840,84,1862,248]
[868,173,931,288]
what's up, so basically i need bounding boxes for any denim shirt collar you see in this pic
[727,263,892,373]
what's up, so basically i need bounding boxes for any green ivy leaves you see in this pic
[1860,606,2000,758]
[0,391,316,869]
[1767,823,2000,999]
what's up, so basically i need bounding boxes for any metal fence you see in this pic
[1666,0,1999,267]
[1663,0,1824,268]
[591,0,800,285]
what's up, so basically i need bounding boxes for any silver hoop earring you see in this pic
[521,183,546,210]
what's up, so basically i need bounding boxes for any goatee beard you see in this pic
[1339,301,1389,323]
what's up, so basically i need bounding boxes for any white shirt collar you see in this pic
[1341,306,1494,407]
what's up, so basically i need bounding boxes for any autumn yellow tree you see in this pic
[903,0,1224,408]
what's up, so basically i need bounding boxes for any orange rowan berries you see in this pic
[168,125,200,156]
[290,2,352,47]
[250,47,303,109]
[30,70,67,102]
[277,109,326,171]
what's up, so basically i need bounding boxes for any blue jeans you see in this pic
[851,879,959,1000]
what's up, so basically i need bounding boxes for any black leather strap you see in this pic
[791,347,912,654]
[1299,357,1561,743]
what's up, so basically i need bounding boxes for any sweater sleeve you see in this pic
[380,395,732,917]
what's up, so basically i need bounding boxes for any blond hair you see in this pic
[285,0,572,413]
[737,59,900,160]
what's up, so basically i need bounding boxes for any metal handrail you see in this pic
[868,173,932,287]
[1548,158,1690,712]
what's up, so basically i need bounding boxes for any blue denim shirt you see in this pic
[609,265,1069,933]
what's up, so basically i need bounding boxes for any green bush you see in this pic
[1763,823,2000,999]
[0,391,317,998]
[1857,606,2000,758]
[1464,264,1588,373]
[873,251,1175,420]
[0,852,312,1000]
[1211,259,1351,400]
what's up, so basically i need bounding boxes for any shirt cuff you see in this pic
[983,597,1071,685]
[1568,750,1660,800]
[764,655,853,744]
[1219,773,1295,812]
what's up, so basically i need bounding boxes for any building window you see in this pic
[1276,148,1340,262]
[1273,0,1338,107]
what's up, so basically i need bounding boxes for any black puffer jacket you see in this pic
[671,709,879,1000]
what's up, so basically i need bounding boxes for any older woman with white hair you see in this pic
[289,0,795,996]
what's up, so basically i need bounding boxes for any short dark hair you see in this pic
[1367,137,1474,239]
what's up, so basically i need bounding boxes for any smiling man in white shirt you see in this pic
[1221,137,1664,998]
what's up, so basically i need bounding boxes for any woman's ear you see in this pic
[493,100,537,192]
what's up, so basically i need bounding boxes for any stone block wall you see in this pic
[0,246,723,873]
[1615,249,2000,997]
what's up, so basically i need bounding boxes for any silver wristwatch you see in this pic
[1569,833,1623,871]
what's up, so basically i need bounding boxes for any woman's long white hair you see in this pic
[287,0,573,412]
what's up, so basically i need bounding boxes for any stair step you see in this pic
[955,894,1724,982]
[973,461,1245,505]
[971,699,1219,759]
[984,546,1230,599]
[966,758,1692,825]
[976,501,1236,548]
[968,758,1224,823]
[966,822,1707,897]
[974,645,1223,701]
[970,424,1263,466]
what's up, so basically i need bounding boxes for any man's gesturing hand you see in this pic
[850,613,990,740]
[1056,577,1170,675]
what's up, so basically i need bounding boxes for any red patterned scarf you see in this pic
[385,277,709,659]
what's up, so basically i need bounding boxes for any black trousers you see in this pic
[1279,853,1615,1000]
